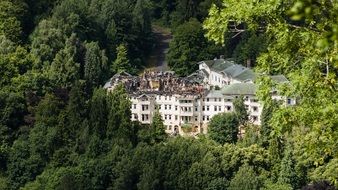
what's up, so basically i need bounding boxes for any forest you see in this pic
[0,0,337,189]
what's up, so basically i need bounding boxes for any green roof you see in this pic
[222,64,246,77]
[206,90,223,98]
[221,83,256,95]
[203,59,235,72]
[271,75,288,83]
[201,58,288,85]
[234,69,256,81]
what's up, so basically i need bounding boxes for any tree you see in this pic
[167,19,224,76]
[278,144,298,189]
[84,41,108,89]
[149,110,167,144]
[204,0,338,182]
[232,32,268,67]
[187,152,222,190]
[48,34,80,88]
[0,89,26,142]
[228,164,260,190]
[208,112,239,144]
[0,36,33,87]
[260,100,279,147]
[0,0,27,43]
[233,96,248,125]
[30,19,65,67]
[89,88,110,138]
[112,44,131,74]
[63,82,87,141]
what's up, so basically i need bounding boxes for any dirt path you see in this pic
[145,25,172,72]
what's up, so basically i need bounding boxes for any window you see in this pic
[202,106,205,111]
[226,106,231,111]
[175,106,178,111]
[169,115,172,120]
[253,106,258,112]
[195,116,198,121]
[142,105,149,111]
[168,125,172,130]
[206,116,210,121]
[175,115,178,120]
[218,106,221,111]
[207,98,209,102]
[214,106,217,111]
[133,104,136,109]
[218,98,221,102]
[195,106,198,111]
[165,105,167,110]
[133,114,138,120]
[252,116,258,121]
[203,116,205,121]
[206,106,210,111]
[287,98,292,105]
[224,98,232,102]
[169,105,172,110]
[142,114,149,121]
[165,96,167,100]
[164,115,167,120]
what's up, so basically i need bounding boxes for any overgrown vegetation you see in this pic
[0,0,337,189]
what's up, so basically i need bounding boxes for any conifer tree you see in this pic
[112,44,131,74]
[233,96,248,125]
[84,41,108,89]
[150,110,166,144]
[48,34,80,88]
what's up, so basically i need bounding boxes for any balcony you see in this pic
[180,111,194,116]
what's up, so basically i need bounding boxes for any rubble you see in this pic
[105,71,207,96]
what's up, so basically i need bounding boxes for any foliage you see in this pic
[233,96,248,125]
[204,0,338,187]
[48,34,80,88]
[112,44,131,74]
[84,41,108,90]
[167,19,224,76]
[0,0,337,189]
[208,112,239,144]
[228,164,260,190]
[149,110,167,144]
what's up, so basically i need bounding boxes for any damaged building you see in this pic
[104,58,295,136]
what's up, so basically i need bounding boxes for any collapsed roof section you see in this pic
[104,71,207,96]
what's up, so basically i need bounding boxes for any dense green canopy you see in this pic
[0,0,337,189]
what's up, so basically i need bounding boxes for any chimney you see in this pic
[246,59,251,68]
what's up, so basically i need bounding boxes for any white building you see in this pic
[104,59,295,136]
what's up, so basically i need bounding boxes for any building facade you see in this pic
[104,58,295,136]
